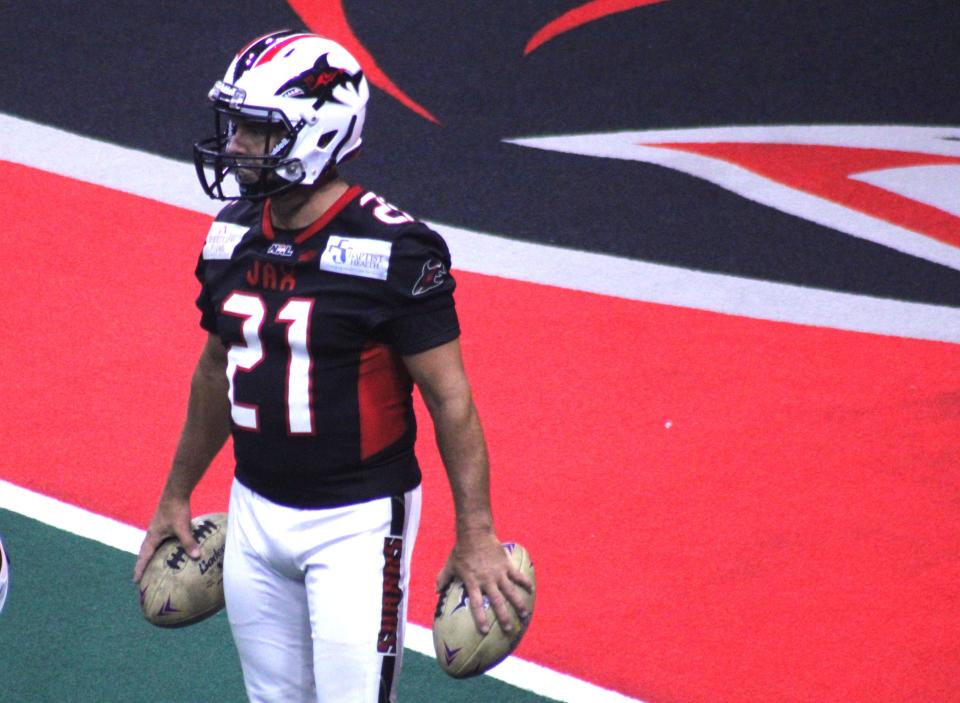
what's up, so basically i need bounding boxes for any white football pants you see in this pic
[223,479,421,703]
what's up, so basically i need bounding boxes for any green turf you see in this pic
[0,509,557,702]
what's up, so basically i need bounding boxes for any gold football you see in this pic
[432,542,536,678]
[138,513,227,628]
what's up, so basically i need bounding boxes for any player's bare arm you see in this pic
[403,338,533,633]
[133,333,231,582]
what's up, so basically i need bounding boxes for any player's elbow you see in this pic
[419,380,471,419]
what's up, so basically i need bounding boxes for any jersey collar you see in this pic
[261,184,364,244]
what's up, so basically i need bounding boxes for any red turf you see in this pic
[2,161,958,702]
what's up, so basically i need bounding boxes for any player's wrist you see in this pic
[159,481,194,505]
[454,520,496,542]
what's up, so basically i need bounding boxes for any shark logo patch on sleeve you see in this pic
[412,258,447,295]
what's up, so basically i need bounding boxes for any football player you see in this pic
[133,30,531,703]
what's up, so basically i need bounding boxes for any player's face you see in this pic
[226,118,286,183]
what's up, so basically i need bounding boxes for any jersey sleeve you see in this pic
[194,252,218,333]
[193,203,254,334]
[374,224,460,356]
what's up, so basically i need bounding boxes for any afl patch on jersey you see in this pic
[321,236,392,280]
[203,222,248,260]
[267,242,296,257]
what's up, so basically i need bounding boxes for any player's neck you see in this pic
[268,176,350,230]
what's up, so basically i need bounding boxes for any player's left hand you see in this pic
[436,529,534,635]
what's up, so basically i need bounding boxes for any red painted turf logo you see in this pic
[286,0,668,123]
[508,125,960,270]
[282,3,960,270]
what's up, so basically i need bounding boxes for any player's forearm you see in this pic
[429,394,495,537]
[162,352,231,502]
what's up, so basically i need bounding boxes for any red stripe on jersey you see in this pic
[358,343,411,460]
[262,184,363,242]
[261,200,275,240]
[295,184,363,243]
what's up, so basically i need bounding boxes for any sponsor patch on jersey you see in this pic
[412,258,448,295]
[202,221,248,260]
[320,236,393,280]
[267,242,295,257]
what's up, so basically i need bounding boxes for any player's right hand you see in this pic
[132,497,201,583]
[437,529,533,636]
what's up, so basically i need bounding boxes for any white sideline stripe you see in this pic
[0,480,646,703]
[433,222,960,344]
[403,626,642,703]
[2,111,960,344]
[0,480,144,555]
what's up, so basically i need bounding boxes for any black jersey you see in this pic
[195,186,459,508]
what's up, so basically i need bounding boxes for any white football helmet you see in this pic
[194,30,369,200]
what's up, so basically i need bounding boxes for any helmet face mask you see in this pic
[193,31,369,202]
[194,102,306,201]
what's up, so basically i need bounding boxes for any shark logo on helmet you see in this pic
[276,54,365,108]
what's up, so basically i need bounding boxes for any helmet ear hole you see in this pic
[317,130,337,149]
